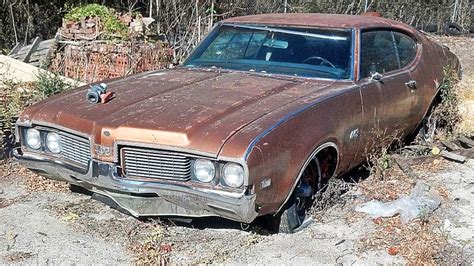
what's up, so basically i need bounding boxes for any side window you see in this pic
[392,31,417,68]
[360,30,399,78]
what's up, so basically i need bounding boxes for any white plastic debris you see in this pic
[355,181,442,223]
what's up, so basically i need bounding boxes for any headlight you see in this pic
[25,128,41,150]
[46,132,61,153]
[194,159,215,182]
[223,163,244,188]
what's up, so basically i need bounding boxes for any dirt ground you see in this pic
[1,36,473,264]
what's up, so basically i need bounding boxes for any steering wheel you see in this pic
[302,56,336,69]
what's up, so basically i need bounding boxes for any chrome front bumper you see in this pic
[13,148,258,223]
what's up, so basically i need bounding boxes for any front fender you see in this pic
[219,84,363,216]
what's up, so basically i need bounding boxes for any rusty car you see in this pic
[14,13,460,233]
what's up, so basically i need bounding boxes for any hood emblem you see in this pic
[86,83,115,104]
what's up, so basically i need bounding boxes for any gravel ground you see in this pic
[1,158,473,264]
[1,36,473,264]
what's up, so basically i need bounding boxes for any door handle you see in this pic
[405,80,417,90]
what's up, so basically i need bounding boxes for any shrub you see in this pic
[0,71,76,133]
[64,4,128,38]
[432,67,461,138]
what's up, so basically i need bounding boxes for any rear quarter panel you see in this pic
[413,33,461,117]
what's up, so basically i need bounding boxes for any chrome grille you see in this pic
[59,132,91,168]
[121,146,191,181]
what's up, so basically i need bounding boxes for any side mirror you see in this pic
[370,72,383,81]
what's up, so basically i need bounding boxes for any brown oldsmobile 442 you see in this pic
[14,14,460,233]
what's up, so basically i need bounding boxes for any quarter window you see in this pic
[360,30,417,79]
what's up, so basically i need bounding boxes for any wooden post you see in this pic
[23,37,41,63]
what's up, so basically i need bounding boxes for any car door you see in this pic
[392,30,427,126]
[356,29,417,157]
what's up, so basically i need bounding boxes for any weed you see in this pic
[455,73,474,134]
[431,67,461,138]
[64,4,129,39]
[0,71,75,128]
[0,71,76,157]
[364,129,404,180]
[128,223,170,265]
[357,216,447,264]
[34,70,77,98]
[311,178,353,215]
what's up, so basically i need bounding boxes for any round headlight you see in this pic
[223,163,244,188]
[25,128,41,150]
[194,159,215,182]
[46,132,61,153]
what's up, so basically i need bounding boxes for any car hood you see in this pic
[20,68,338,157]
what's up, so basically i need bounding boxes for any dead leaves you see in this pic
[358,216,447,264]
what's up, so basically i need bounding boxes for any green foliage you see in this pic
[34,71,77,98]
[64,4,128,38]
[0,71,76,130]
[377,148,391,171]
[64,4,109,21]
[0,80,40,130]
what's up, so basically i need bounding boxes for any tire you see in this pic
[0,127,4,160]
[1,116,18,159]
[69,184,92,195]
[445,22,463,36]
[278,158,322,234]
[416,112,436,142]
[424,24,438,33]
[279,199,304,233]
[408,102,438,144]
[469,25,474,34]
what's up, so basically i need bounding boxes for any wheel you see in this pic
[278,158,322,233]
[423,24,438,33]
[445,22,463,36]
[409,101,439,144]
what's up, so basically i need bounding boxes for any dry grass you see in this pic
[0,161,68,192]
[127,223,171,265]
[0,195,24,209]
[24,173,69,192]
[355,163,449,263]
[354,139,455,263]
[456,73,474,134]
[356,166,415,202]
[410,158,448,179]
[358,216,447,264]
[3,251,35,262]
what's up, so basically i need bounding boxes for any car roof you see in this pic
[222,13,414,32]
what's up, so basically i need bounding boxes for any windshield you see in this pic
[184,24,353,80]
